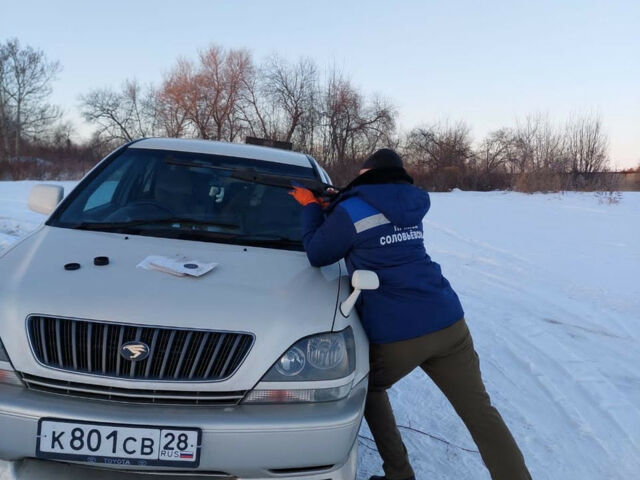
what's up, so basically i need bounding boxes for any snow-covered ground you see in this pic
[0,181,77,253]
[1,181,639,479]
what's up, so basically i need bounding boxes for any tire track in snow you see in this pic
[422,199,640,480]
[499,328,640,479]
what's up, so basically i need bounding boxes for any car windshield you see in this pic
[48,147,319,250]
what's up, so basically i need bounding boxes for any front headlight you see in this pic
[0,338,23,387]
[243,328,356,404]
[263,328,355,382]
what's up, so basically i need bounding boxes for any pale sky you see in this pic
[2,0,638,168]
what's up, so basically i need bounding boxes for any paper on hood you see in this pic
[137,255,217,277]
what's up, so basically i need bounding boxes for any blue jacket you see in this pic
[301,183,464,344]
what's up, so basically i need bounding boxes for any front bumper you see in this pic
[0,377,366,478]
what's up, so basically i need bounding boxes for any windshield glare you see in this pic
[49,148,318,249]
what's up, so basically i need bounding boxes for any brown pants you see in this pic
[364,318,531,480]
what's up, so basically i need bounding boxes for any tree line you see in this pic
[1,38,627,191]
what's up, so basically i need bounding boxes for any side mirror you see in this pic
[28,184,64,215]
[340,270,379,317]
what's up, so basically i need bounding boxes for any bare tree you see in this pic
[237,56,322,155]
[475,129,511,173]
[471,114,611,192]
[0,46,10,162]
[263,56,318,142]
[565,113,609,173]
[404,121,473,171]
[237,63,274,139]
[322,72,395,165]
[402,121,473,190]
[0,38,61,162]
[509,114,567,173]
[195,45,251,140]
[80,79,157,142]
[466,128,514,189]
[156,59,193,137]
[158,46,252,141]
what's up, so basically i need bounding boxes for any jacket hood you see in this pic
[345,183,430,228]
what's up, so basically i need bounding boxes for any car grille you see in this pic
[20,373,246,406]
[27,315,254,382]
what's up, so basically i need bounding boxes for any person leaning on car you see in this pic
[289,149,532,480]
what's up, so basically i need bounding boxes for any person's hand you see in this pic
[288,186,322,206]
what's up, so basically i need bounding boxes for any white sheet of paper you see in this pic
[137,255,217,277]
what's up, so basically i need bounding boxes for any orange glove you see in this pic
[289,186,322,207]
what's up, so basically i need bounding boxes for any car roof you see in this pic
[129,138,313,168]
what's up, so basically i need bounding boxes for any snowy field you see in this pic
[1,181,639,480]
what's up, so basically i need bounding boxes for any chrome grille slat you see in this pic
[189,332,209,379]
[173,331,193,379]
[39,319,48,363]
[158,330,176,379]
[20,373,246,406]
[101,324,108,374]
[55,318,63,367]
[204,333,226,378]
[71,321,78,370]
[115,325,125,376]
[145,329,159,378]
[87,322,93,373]
[47,320,56,364]
[27,316,253,382]
[39,323,47,362]
[220,336,242,378]
[214,336,233,377]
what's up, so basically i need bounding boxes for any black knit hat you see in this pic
[361,148,403,170]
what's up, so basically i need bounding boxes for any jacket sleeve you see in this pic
[301,203,356,267]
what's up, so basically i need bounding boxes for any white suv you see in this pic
[0,138,371,479]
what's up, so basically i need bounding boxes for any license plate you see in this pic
[36,418,201,468]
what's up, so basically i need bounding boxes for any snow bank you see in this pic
[360,191,640,479]
[1,183,639,479]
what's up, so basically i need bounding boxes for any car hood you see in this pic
[0,226,342,391]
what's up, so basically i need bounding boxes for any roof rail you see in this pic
[245,136,293,151]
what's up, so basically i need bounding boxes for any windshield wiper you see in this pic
[229,234,302,247]
[71,218,240,231]
[68,223,303,250]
